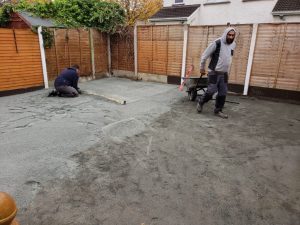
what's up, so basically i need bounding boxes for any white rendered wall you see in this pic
[163,0,300,25]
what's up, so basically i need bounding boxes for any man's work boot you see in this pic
[196,101,204,113]
[48,90,58,97]
[215,111,228,119]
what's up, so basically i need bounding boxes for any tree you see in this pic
[108,0,162,25]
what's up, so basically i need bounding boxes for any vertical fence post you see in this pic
[89,28,95,79]
[181,24,189,84]
[38,26,49,89]
[53,29,59,76]
[243,23,258,96]
[151,26,153,74]
[134,24,138,78]
[66,29,71,67]
[166,25,169,75]
[107,34,112,76]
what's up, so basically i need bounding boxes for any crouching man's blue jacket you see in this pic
[54,67,79,90]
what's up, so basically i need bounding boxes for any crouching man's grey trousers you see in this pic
[55,85,79,97]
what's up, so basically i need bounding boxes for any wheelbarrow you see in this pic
[184,75,208,101]
[179,65,208,101]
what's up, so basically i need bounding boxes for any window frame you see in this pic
[204,0,231,6]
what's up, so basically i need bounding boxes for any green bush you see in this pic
[0,3,13,27]
[1,0,126,33]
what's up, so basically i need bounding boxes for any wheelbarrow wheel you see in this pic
[188,89,197,101]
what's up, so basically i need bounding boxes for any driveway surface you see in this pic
[0,77,299,225]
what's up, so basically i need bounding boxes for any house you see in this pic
[150,0,300,25]
[143,0,300,100]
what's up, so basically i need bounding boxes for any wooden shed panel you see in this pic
[0,28,44,92]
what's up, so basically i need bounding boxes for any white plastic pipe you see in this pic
[134,24,138,78]
[181,24,189,84]
[89,29,96,79]
[243,23,258,95]
[107,35,112,76]
[38,26,49,89]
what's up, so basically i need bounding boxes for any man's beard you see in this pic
[226,38,234,44]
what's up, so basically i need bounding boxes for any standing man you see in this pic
[197,27,236,119]
[50,64,81,97]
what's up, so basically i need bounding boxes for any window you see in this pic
[175,0,184,4]
[242,0,269,2]
[204,0,231,5]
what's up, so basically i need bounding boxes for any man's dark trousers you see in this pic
[199,71,228,113]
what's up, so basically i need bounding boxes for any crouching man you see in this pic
[49,64,81,97]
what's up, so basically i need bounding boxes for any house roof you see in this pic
[149,4,200,22]
[17,11,57,28]
[272,0,300,15]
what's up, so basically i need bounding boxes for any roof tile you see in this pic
[273,0,300,12]
[150,4,200,20]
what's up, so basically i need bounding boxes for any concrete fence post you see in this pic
[243,23,258,95]
[181,24,189,84]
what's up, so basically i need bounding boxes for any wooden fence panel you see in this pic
[230,25,252,84]
[167,25,183,76]
[93,29,108,74]
[249,23,300,91]
[111,35,119,71]
[68,29,81,69]
[111,28,134,72]
[45,28,93,80]
[250,24,283,88]
[152,26,168,75]
[53,29,70,76]
[0,28,43,91]
[138,26,153,73]
[186,26,208,76]
[45,32,59,81]
[276,24,300,91]
[78,29,92,76]
[186,25,251,85]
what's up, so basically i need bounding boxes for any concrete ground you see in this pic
[0,77,299,225]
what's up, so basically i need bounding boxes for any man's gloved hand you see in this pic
[200,69,206,75]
